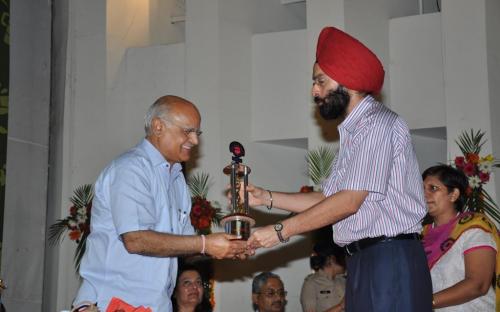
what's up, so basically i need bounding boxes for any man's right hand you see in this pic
[205,233,249,259]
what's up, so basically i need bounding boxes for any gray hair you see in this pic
[144,97,170,136]
[252,272,281,294]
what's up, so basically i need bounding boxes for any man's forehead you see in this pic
[263,278,284,289]
[312,64,327,79]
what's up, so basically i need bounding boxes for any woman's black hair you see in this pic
[310,240,345,270]
[422,164,469,212]
[172,263,213,312]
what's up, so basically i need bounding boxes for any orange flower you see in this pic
[465,153,480,164]
[69,230,81,241]
[198,217,211,229]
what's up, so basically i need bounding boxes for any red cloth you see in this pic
[105,297,152,312]
[316,27,385,94]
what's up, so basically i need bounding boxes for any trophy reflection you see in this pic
[221,141,255,240]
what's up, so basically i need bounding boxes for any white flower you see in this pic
[76,214,87,224]
[68,220,77,228]
[468,175,481,188]
[77,207,87,217]
[478,161,493,173]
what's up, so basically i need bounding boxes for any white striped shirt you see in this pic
[322,96,426,246]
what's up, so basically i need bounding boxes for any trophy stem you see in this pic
[231,162,238,211]
[244,166,249,214]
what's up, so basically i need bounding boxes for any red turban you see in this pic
[316,27,385,94]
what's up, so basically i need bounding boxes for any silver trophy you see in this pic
[221,141,255,240]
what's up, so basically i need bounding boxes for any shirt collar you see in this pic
[139,138,183,176]
[318,269,334,281]
[339,95,376,133]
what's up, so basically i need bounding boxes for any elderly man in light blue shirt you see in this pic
[74,95,247,311]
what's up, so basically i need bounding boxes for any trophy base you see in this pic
[221,214,255,240]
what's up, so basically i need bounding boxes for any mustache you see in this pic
[313,95,328,106]
[314,86,350,120]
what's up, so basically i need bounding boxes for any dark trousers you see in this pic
[345,239,432,312]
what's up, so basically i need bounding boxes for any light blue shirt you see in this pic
[74,139,194,311]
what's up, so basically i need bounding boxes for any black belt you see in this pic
[344,233,421,256]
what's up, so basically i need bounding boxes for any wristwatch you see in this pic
[274,222,289,243]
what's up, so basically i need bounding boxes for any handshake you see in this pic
[205,183,292,260]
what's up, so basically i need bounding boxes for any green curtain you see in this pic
[0,0,9,243]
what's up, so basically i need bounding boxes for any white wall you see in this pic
[344,0,420,108]
[251,30,308,142]
[389,13,446,130]
[107,0,185,86]
[412,131,447,172]
[485,0,500,204]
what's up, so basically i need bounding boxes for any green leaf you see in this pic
[187,172,211,198]
[455,129,485,155]
[70,184,94,208]
[306,146,337,186]
[48,219,69,246]
[74,232,88,273]
[481,190,500,225]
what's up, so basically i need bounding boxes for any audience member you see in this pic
[252,272,286,312]
[172,264,212,312]
[301,241,345,312]
[421,165,499,310]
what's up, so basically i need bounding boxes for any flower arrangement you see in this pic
[453,129,500,223]
[187,172,223,235]
[300,146,337,192]
[48,184,93,272]
[186,172,223,310]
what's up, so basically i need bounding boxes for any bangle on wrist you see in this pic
[266,190,273,210]
[200,234,206,255]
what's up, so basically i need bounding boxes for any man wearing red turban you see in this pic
[246,27,432,312]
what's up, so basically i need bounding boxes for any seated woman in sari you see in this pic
[421,165,499,311]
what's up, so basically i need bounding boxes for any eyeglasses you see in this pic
[424,184,442,193]
[258,289,287,298]
[180,279,203,289]
[161,118,203,137]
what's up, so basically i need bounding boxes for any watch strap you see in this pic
[275,222,289,243]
